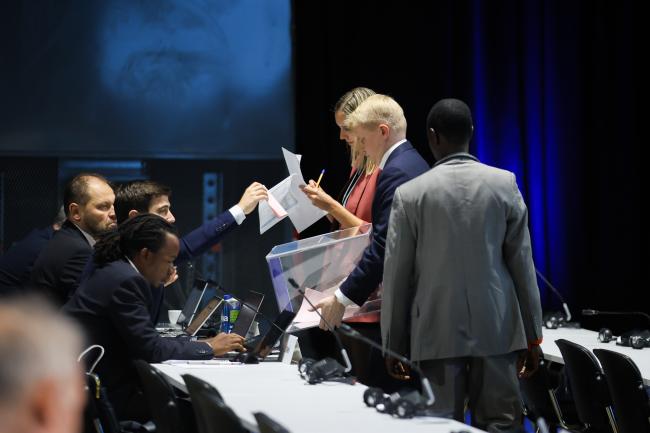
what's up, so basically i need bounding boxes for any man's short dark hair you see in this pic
[426,98,474,147]
[114,180,172,224]
[63,173,111,217]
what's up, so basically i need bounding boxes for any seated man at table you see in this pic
[63,214,244,421]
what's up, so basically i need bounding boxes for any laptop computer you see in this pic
[176,279,210,328]
[230,290,265,337]
[161,297,223,338]
[236,309,297,363]
[184,297,223,337]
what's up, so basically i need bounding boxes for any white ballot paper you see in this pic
[259,148,327,234]
[259,177,292,234]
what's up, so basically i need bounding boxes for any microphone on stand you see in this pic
[288,279,436,418]
[287,278,352,384]
[582,309,650,349]
[536,269,572,322]
[536,269,580,329]
[582,309,650,323]
[336,324,435,409]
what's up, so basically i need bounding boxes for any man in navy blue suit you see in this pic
[64,214,244,422]
[114,179,267,264]
[0,206,65,296]
[313,94,429,328]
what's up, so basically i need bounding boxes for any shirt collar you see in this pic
[125,256,141,275]
[378,139,407,170]
[433,152,478,167]
[72,223,97,247]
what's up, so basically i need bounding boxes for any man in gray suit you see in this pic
[381,99,543,432]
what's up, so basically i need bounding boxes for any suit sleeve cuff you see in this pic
[528,338,543,350]
[229,205,246,225]
[335,289,355,307]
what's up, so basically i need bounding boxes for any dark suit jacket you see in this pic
[176,210,237,263]
[63,259,212,419]
[29,221,92,305]
[339,141,429,306]
[0,226,55,296]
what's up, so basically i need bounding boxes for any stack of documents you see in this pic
[259,148,327,234]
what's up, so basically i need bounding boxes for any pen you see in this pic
[315,169,325,188]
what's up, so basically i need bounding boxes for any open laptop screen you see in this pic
[231,290,265,337]
[246,309,296,360]
[177,279,209,328]
[184,297,223,337]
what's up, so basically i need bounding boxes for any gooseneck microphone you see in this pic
[288,278,434,407]
[336,324,435,407]
[287,278,352,374]
[536,269,572,321]
[582,309,650,323]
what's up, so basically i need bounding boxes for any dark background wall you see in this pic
[292,1,644,333]
[1,1,645,333]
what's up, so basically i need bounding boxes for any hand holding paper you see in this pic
[258,148,327,234]
[301,180,337,213]
[238,182,268,215]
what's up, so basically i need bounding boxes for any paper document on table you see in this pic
[162,359,238,366]
[291,287,361,330]
[259,177,292,234]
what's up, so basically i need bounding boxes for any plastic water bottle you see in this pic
[220,295,241,333]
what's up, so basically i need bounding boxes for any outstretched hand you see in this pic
[238,182,269,215]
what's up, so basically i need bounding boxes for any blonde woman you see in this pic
[302,87,379,229]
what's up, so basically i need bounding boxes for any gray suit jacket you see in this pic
[381,153,542,361]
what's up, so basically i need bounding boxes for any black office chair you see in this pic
[181,374,247,433]
[555,339,618,433]
[84,372,155,433]
[254,412,291,433]
[134,360,197,433]
[593,349,650,433]
[519,357,581,432]
[80,345,154,433]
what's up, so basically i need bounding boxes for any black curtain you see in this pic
[293,1,644,331]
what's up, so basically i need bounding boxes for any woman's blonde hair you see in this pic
[334,87,377,173]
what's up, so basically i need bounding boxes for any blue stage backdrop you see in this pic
[0,0,293,159]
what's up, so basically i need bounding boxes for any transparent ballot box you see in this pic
[266,224,381,329]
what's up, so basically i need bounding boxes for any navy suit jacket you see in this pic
[0,226,55,296]
[339,141,429,306]
[29,221,92,305]
[176,210,237,263]
[63,259,213,419]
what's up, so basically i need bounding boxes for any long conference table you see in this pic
[539,327,650,385]
[153,361,485,433]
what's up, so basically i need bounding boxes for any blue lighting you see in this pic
[470,0,570,306]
